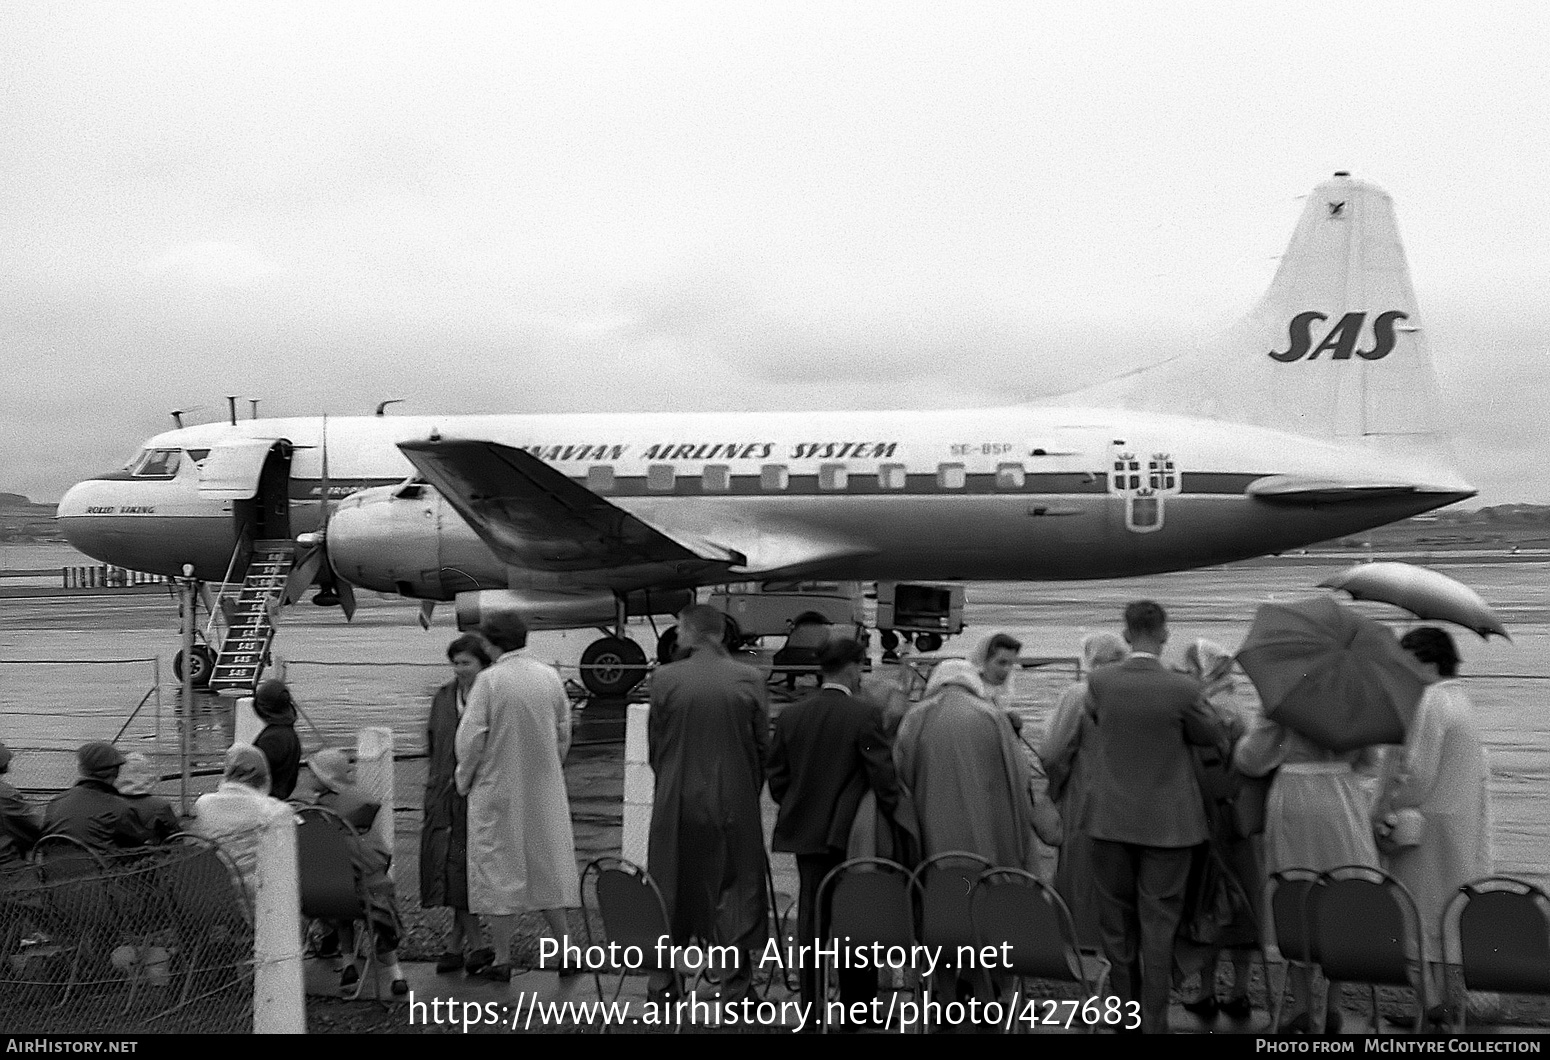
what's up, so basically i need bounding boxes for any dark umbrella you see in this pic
[1317,562,1510,640]
[1235,595,1432,751]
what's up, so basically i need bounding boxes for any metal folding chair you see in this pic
[1264,867,1320,1031]
[30,835,115,1007]
[580,858,676,1003]
[969,867,1111,1033]
[910,850,992,1023]
[815,856,920,1032]
[295,806,379,1001]
[1307,864,1428,1034]
[1442,875,1550,1033]
[159,833,254,1007]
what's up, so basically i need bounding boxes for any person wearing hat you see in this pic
[0,742,44,869]
[115,753,180,845]
[291,747,408,996]
[42,741,151,853]
[252,679,302,800]
[192,743,294,912]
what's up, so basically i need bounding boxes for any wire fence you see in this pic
[0,839,254,1033]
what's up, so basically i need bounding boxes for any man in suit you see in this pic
[768,636,900,1018]
[1080,600,1229,1034]
[648,604,770,1002]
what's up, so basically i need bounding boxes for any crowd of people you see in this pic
[0,595,1498,1033]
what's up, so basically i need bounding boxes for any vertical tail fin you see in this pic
[1057,173,1466,488]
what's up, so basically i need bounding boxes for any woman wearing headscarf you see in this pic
[1175,639,1261,1021]
[1235,691,1384,1034]
[894,657,1037,871]
[971,632,1022,710]
[1039,631,1129,948]
[420,633,492,975]
[192,743,294,911]
[252,679,302,800]
[291,748,408,996]
[115,753,180,845]
[1375,627,1491,1026]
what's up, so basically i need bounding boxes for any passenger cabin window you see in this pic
[878,463,907,490]
[702,464,731,492]
[760,464,789,491]
[587,465,615,492]
[996,463,1026,489]
[818,464,848,491]
[937,463,966,489]
[132,449,181,477]
[647,464,676,492]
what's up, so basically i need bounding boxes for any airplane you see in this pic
[57,172,1474,695]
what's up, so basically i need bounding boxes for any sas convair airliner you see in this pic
[57,173,1473,693]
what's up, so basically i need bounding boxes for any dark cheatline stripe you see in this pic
[285,471,1261,500]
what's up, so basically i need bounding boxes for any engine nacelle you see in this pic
[455,587,696,632]
[326,483,505,598]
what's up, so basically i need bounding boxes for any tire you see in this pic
[580,637,648,698]
[913,632,944,653]
[656,626,680,665]
[174,645,215,688]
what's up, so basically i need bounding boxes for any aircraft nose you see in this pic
[56,478,113,559]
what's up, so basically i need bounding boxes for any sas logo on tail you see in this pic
[1270,310,1409,362]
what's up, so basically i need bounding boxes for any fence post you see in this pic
[623,702,653,866]
[234,696,263,746]
[253,806,305,1034]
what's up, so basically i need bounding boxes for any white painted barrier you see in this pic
[623,702,653,867]
[253,806,305,1034]
[234,696,262,747]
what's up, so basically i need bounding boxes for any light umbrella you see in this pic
[1235,596,1432,751]
[1317,562,1509,640]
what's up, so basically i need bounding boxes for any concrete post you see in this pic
[234,696,263,746]
[623,702,653,867]
[355,727,394,862]
[253,806,305,1034]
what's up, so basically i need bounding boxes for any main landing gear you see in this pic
[578,594,652,698]
[174,643,215,688]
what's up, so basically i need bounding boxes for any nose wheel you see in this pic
[174,644,215,688]
[579,636,648,698]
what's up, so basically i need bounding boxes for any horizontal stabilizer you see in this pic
[398,438,739,574]
[1247,475,1420,505]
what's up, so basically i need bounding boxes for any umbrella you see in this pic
[1235,596,1432,751]
[1317,562,1510,640]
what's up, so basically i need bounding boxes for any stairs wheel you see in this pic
[174,645,215,688]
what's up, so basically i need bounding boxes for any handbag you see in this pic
[1229,772,1273,838]
[1182,848,1253,946]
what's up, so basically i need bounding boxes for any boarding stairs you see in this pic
[207,539,295,695]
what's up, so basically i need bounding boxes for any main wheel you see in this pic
[579,637,648,698]
[913,632,944,653]
[174,645,215,688]
[656,626,681,664]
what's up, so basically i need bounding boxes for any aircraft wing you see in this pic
[397,439,743,574]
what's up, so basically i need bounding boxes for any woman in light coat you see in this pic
[1378,626,1491,1024]
[1235,714,1383,1034]
[192,744,294,913]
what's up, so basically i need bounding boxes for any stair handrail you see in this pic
[203,534,248,646]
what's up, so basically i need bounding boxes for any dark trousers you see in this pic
[1090,838,1195,1034]
[796,851,876,1014]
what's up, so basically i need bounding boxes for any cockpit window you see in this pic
[186,448,210,466]
[130,448,182,477]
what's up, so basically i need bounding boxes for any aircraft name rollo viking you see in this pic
[57,173,1474,695]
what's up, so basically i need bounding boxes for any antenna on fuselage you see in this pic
[250,399,260,420]
[225,396,238,426]
[171,410,185,429]
[375,399,404,416]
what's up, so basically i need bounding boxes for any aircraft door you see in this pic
[199,438,295,545]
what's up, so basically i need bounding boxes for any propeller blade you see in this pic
[418,600,435,630]
[338,578,357,622]
[284,545,324,605]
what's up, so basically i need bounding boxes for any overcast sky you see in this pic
[3,1,1546,505]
